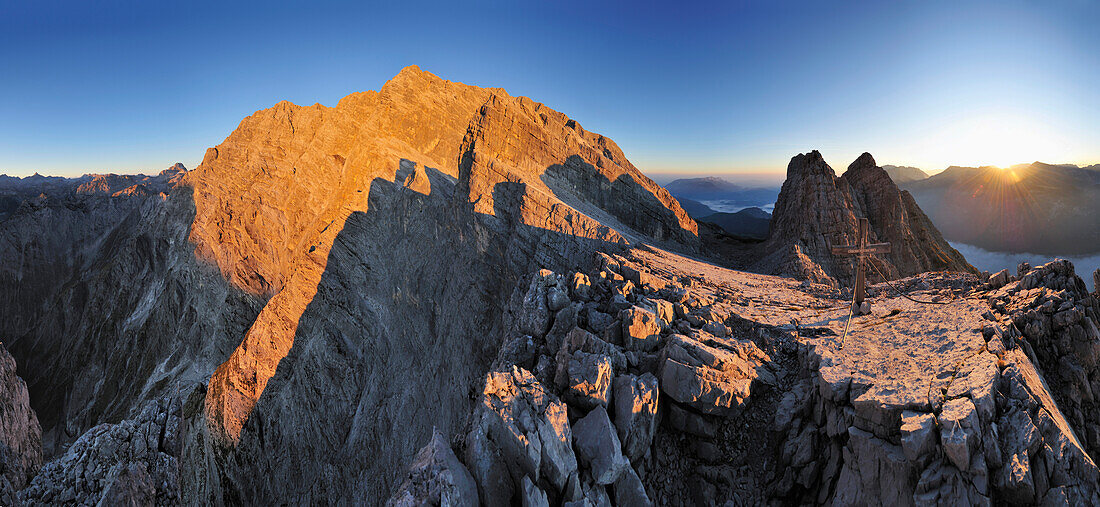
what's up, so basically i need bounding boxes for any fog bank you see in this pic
[951,242,1100,292]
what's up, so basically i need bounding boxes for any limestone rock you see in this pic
[621,307,661,352]
[564,351,614,410]
[665,403,717,438]
[658,333,771,416]
[612,373,659,461]
[386,430,478,507]
[572,406,629,485]
[468,367,577,496]
[20,398,182,506]
[555,327,626,389]
[0,344,41,492]
[940,398,980,472]
[521,475,550,507]
[900,411,937,463]
[833,426,916,506]
[570,273,592,301]
[999,450,1036,505]
[611,465,653,507]
[96,462,156,507]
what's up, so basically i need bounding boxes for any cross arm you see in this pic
[831,243,891,255]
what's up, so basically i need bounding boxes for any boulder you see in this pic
[547,285,571,313]
[564,351,614,410]
[611,465,653,506]
[940,398,980,472]
[990,269,1010,289]
[468,367,577,497]
[572,406,630,485]
[658,333,772,416]
[464,423,513,507]
[554,327,626,389]
[621,307,661,352]
[653,299,674,327]
[386,429,478,507]
[521,476,550,507]
[517,272,555,340]
[570,273,592,301]
[612,373,659,461]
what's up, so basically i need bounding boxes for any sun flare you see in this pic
[917,113,1068,169]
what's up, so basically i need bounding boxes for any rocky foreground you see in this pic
[1,66,1099,505]
[382,247,1100,506]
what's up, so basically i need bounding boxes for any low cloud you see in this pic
[951,242,1100,292]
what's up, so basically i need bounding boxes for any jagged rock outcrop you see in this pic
[753,151,973,286]
[985,260,1100,465]
[0,344,41,504]
[385,253,785,505]
[19,397,183,506]
[385,245,1100,505]
[385,429,478,507]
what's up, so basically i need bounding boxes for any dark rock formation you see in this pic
[753,151,973,286]
[0,344,41,503]
[18,398,182,505]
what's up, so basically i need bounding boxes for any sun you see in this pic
[915,113,1067,169]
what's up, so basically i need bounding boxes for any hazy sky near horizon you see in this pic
[1,0,1097,177]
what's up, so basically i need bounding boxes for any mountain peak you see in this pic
[848,152,877,172]
[756,151,973,286]
[785,150,834,180]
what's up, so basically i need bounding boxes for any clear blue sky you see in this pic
[1,0,1097,177]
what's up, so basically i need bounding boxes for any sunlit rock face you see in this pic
[753,150,974,286]
[177,65,699,502]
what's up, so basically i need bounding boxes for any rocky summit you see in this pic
[1,67,1099,506]
[753,150,974,287]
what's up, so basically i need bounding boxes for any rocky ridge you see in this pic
[754,151,973,286]
[386,249,1100,505]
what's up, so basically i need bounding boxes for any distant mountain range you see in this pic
[899,162,1100,255]
[664,177,778,239]
[0,164,187,219]
[882,165,929,183]
[664,177,779,209]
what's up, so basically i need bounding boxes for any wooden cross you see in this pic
[830,218,891,312]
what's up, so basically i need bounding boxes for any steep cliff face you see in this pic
[178,66,698,502]
[753,151,972,286]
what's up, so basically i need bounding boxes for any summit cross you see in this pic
[831,217,891,312]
